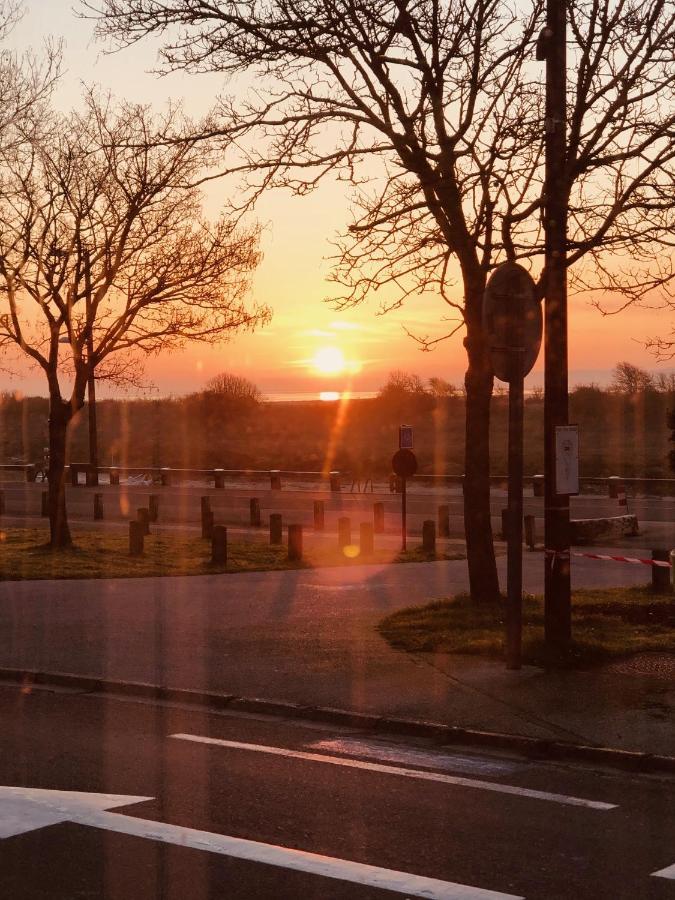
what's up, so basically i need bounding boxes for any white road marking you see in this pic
[652,862,675,880]
[309,738,525,777]
[0,786,521,900]
[170,734,617,810]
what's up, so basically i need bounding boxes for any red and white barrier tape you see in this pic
[545,549,671,568]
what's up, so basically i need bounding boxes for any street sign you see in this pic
[391,449,417,478]
[555,425,579,495]
[483,262,541,382]
[399,425,414,450]
[392,449,417,551]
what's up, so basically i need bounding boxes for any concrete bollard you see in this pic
[652,549,671,593]
[532,475,545,497]
[250,497,261,527]
[270,513,283,544]
[360,522,374,556]
[288,524,303,561]
[501,508,509,540]
[200,496,211,538]
[438,504,450,538]
[213,468,225,489]
[41,491,49,518]
[270,469,282,490]
[148,495,159,523]
[137,508,151,536]
[608,476,624,499]
[338,517,351,548]
[110,469,120,486]
[129,520,144,556]
[202,508,214,540]
[212,525,228,565]
[313,500,325,531]
[160,468,171,487]
[329,471,341,493]
[93,493,104,521]
[373,502,385,534]
[422,520,436,554]
[524,514,536,551]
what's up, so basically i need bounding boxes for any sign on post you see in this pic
[554,425,579,495]
[483,262,542,382]
[392,448,417,552]
[399,425,414,450]
[483,261,541,672]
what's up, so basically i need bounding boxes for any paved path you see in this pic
[1,550,672,756]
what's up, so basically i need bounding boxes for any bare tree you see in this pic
[90,0,675,601]
[0,93,269,547]
[610,362,655,394]
[0,1,60,152]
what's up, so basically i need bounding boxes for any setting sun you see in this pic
[312,346,346,375]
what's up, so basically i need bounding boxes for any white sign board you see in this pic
[555,425,579,495]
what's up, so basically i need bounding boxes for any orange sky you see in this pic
[5,3,674,398]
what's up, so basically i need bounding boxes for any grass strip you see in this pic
[0,527,464,581]
[379,588,675,667]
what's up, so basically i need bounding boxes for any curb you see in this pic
[2,667,674,775]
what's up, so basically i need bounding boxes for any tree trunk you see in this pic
[463,331,501,604]
[47,398,73,549]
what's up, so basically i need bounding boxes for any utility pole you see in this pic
[539,0,571,649]
[83,248,99,487]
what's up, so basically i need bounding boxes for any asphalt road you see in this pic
[0,684,674,899]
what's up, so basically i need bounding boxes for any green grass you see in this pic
[0,527,465,581]
[379,587,675,668]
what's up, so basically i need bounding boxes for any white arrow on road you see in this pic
[0,786,522,900]
[652,862,675,880]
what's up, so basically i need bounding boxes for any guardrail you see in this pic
[65,464,343,492]
[3,463,675,496]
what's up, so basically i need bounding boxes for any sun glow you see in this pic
[312,346,346,375]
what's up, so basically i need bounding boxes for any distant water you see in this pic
[263,391,378,402]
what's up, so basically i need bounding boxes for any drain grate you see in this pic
[607,653,675,680]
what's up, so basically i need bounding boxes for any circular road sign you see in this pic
[483,262,541,382]
[392,449,418,479]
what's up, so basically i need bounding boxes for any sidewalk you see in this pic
[0,551,672,757]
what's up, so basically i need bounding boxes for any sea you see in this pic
[264,391,378,402]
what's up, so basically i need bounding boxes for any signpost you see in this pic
[484,262,541,670]
[399,425,414,450]
[391,447,417,551]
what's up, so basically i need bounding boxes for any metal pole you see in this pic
[506,285,525,670]
[543,0,571,649]
[401,477,407,552]
[84,248,99,486]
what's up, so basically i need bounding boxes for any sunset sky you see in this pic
[4,1,673,399]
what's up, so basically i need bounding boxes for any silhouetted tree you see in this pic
[205,372,262,406]
[428,377,458,399]
[0,1,60,153]
[91,0,675,601]
[610,362,655,394]
[0,93,268,547]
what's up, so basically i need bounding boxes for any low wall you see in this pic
[571,514,639,545]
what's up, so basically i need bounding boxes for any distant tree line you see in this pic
[3,363,675,479]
